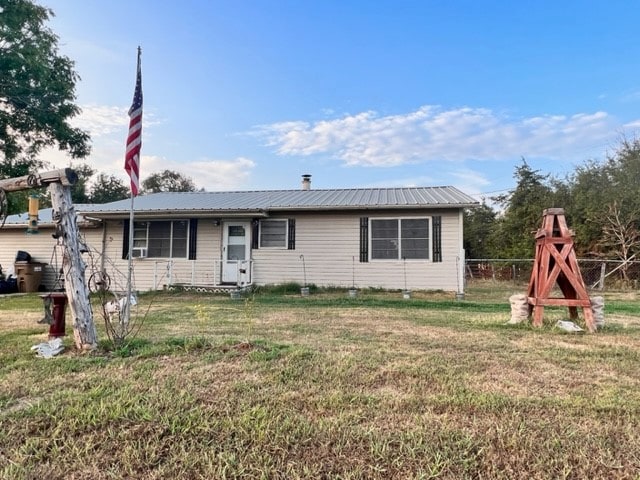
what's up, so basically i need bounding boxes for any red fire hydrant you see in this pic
[40,293,67,338]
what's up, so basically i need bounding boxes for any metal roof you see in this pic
[3,206,97,227]
[75,187,478,218]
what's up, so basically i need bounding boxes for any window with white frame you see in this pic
[259,219,287,248]
[370,218,430,260]
[133,220,188,258]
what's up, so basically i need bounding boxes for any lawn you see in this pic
[1,284,640,479]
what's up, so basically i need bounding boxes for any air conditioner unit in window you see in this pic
[132,247,147,258]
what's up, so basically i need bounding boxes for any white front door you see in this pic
[222,222,250,283]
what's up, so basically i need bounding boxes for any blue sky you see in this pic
[41,0,640,199]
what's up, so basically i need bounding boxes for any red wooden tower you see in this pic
[527,208,595,332]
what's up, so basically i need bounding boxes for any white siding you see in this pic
[252,210,462,291]
[0,225,102,291]
[1,210,464,293]
[98,219,223,292]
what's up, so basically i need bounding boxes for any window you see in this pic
[260,219,287,248]
[370,218,430,260]
[133,220,189,258]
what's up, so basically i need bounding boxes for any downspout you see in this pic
[100,220,107,274]
[457,209,465,299]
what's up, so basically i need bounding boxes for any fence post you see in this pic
[598,262,606,291]
[466,261,474,279]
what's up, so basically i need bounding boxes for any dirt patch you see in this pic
[1,311,44,331]
[0,396,43,417]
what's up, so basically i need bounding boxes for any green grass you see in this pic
[1,284,640,478]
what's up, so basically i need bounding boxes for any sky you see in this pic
[39,0,640,200]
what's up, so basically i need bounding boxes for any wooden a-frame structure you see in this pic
[527,208,595,332]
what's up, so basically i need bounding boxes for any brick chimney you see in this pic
[301,174,311,191]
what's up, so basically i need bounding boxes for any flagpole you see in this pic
[123,46,143,325]
[125,188,135,324]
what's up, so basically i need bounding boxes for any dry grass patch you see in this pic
[2,290,640,478]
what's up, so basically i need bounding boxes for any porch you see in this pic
[137,259,253,292]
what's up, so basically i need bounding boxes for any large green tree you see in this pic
[592,139,640,276]
[68,163,95,204]
[0,0,90,212]
[491,160,555,258]
[463,201,497,259]
[566,138,640,260]
[141,170,198,193]
[89,173,129,204]
[566,160,610,254]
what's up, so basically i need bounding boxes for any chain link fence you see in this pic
[466,259,640,291]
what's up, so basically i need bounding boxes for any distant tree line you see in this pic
[66,166,199,205]
[464,138,640,280]
[1,164,199,213]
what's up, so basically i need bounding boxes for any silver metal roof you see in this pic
[3,206,96,227]
[75,186,478,218]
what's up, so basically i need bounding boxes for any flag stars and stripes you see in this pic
[124,47,143,196]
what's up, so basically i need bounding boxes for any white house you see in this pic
[0,179,478,293]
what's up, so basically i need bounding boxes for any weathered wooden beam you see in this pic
[0,168,78,192]
[49,182,97,350]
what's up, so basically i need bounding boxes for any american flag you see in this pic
[124,47,143,196]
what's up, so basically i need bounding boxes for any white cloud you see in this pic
[39,103,128,175]
[70,103,161,137]
[449,168,493,198]
[256,106,625,167]
[39,102,253,192]
[140,156,256,191]
[71,104,128,136]
[43,148,256,192]
[43,150,256,192]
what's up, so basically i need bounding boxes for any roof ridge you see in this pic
[144,186,457,195]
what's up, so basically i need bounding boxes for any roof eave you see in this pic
[81,202,479,219]
[1,220,100,229]
[82,209,269,220]
[267,203,480,211]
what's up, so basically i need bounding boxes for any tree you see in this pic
[0,157,43,214]
[566,160,610,254]
[566,138,640,260]
[463,201,497,259]
[68,163,95,204]
[0,0,90,213]
[141,170,198,193]
[89,174,129,204]
[568,138,640,276]
[491,159,555,258]
[598,201,640,282]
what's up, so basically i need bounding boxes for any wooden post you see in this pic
[48,182,97,350]
[0,168,78,192]
[0,168,97,350]
[527,208,595,332]
[598,262,606,291]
